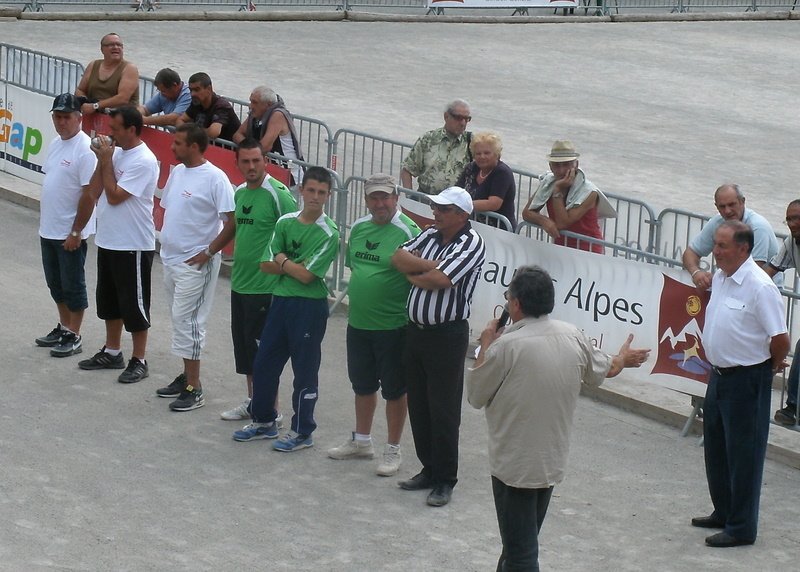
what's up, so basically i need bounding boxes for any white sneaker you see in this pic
[376,444,402,476]
[327,433,375,460]
[220,398,251,420]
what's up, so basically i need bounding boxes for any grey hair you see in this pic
[714,183,744,202]
[445,99,470,114]
[252,86,278,105]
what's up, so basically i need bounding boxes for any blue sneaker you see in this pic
[272,431,313,452]
[233,421,279,442]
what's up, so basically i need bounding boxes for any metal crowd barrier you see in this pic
[654,207,710,264]
[332,128,412,188]
[516,221,681,265]
[0,44,84,96]
[4,40,793,289]
[5,0,797,11]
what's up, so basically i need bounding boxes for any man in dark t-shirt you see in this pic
[176,72,241,142]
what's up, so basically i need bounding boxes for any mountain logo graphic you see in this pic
[366,240,380,251]
[651,274,711,382]
[242,205,253,214]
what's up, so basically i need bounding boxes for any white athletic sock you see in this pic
[105,348,121,356]
[354,432,371,442]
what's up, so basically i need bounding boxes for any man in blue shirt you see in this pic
[138,68,191,127]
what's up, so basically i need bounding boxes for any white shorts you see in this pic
[162,254,221,360]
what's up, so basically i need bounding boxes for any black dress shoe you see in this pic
[705,532,755,547]
[398,472,434,491]
[691,515,725,529]
[426,483,453,507]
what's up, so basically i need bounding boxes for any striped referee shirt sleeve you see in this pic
[437,230,486,285]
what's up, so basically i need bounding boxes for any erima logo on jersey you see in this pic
[182,190,192,198]
[61,159,71,167]
[116,169,124,177]
[237,217,254,225]
[354,251,380,262]
[354,239,381,262]
[242,205,253,214]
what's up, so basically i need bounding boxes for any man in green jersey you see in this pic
[233,166,340,452]
[218,139,297,421]
[327,174,421,476]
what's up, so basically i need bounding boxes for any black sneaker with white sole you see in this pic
[50,332,83,357]
[117,357,149,384]
[78,347,125,370]
[36,323,66,347]
[169,385,205,412]
[156,373,187,398]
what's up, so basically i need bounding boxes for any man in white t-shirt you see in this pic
[79,106,158,385]
[36,93,98,358]
[154,123,235,412]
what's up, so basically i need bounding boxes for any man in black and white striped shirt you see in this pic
[391,186,485,507]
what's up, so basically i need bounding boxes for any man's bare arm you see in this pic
[682,247,713,292]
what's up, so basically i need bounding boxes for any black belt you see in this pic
[411,319,467,331]
[711,359,771,376]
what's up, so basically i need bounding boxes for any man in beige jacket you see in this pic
[467,265,649,571]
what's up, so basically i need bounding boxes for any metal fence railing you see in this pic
[4,0,798,11]
[0,44,84,96]
[654,207,710,264]
[4,40,797,296]
[332,129,412,188]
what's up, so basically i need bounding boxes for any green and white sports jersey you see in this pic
[347,211,421,330]
[231,176,297,294]
[263,211,340,299]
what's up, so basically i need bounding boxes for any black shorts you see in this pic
[96,247,154,333]
[346,325,407,400]
[231,291,272,375]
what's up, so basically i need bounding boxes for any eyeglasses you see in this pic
[431,204,456,213]
[448,113,472,122]
[102,42,123,48]
[785,216,800,225]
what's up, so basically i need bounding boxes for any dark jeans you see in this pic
[492,476,553,572]
[703,361,772,542]
[403,320,469,487]
[40,237,88,312]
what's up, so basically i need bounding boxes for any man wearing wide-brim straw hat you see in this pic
[522,140,616,255]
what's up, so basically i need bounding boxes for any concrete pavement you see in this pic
[2,190,800,571]
[2,16,800,570]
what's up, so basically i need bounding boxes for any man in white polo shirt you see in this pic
[36,93,97,358]
[154,123,235,412]
[80,105,158,384]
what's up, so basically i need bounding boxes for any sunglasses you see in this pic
[448,113,472,122]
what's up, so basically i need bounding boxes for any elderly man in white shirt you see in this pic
[691,220,789,548]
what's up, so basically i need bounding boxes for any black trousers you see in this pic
[492,476,553,572]
[403,320,469,487]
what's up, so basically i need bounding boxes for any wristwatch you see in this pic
[70,231,80,238]
[92,102,100,111]
[553,193,564,199]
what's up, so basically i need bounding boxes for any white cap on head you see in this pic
[429,186,473,215]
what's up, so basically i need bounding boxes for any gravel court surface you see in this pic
[3,18,800,570]
[1,18,799,229]
[2,196,800,569]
